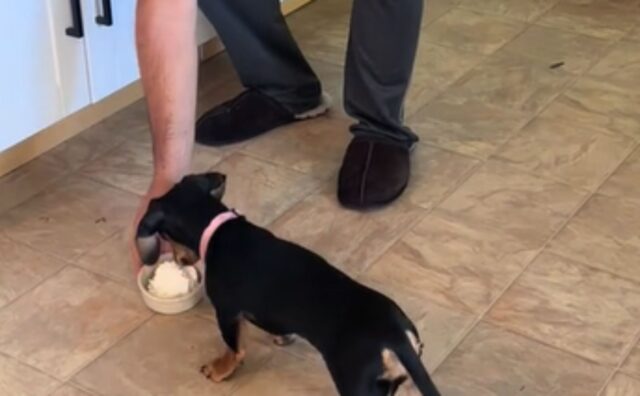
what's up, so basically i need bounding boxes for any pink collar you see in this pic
[198,210,239,263]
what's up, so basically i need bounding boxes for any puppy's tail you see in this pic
[394,341,440,396]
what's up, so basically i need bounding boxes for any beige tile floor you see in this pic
[1,0,640,394]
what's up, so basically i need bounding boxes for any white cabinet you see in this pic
[81,0,139,102]
[0,1,91,152]
[49,0,93,114]
[1,1,299,154]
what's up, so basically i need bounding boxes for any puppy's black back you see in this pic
[204,218,407,349]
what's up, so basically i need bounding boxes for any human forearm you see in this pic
[135,0,198,190]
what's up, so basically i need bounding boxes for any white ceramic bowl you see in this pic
[137,255,204,314]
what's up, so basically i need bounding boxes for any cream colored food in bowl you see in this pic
[137,255,204,314]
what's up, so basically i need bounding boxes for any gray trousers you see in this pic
[198,0,423,146]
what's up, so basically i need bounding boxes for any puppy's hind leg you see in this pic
[201,311,246,383]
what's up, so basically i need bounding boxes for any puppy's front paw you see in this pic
[273,335,296,347]
[200,350,245,383]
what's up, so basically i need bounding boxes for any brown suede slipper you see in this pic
[195,90,330,147]
[337,137,411,210]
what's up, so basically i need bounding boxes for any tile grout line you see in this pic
[0,262,154,388]
[433,111,640,376]
[491,138,639,195]
[438,89,640,368]
[432,170,598,375]
[358,158,486,371]
[358,155,485,277]
[0,350,63,391]
[483,21,636,185]
[49,381,99,396]
[482,315,618,369]
[406,11,531,119]
[545,245,640,287]
[236,146,336,181]
[533,0,639,41]
[414,0,634,166]
[597,328,640,396]
[65,313,156,393]
[0,262,72,318]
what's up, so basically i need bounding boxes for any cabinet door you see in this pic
[81,0,139,102]
[48,0,92,114]
[0,3,65,151]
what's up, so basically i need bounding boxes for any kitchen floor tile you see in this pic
[0,159,67,215]
[538,78,640,141]
[297,18,348,66]
[0,176,138,262]
[628,25,640,41]
[81,139,228,196]
[51,384,95,396]
[494,117,634,190]
[445,51,573,116]
[488,251,640,364]
[308,60,347,120]
[38,122,127,173]
[589,40,640,89]
[361,262,479,369]
[600,148,640,205]
[405,42,485,117]
[537,1,638,40]
[0,235,67,308]
[602,373,640,396]
[197,53,239,96]
[405,145,479,209]
[410,94,532,159]
[74,230,134,289]
[241,117,350,179]
[422,0,458,26]
[366,211,539,315]
[621,341,640,378]
[458,0,560,22]
[74,314,273,396]
[0,266,150,380]
[549,194,640,283]
[0,354,60,396]
[438,161,586,245]
[422,8,527,55]
[212,153,323,227]
[502,25,609,74]
[231,352,335,396]
[269,187,426,275]
[433,322,610,395]
[288,0,351,40]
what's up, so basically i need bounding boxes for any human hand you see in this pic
[129,180,174,276]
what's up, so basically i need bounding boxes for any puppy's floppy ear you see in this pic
[193,172,227,200]
[209,173,226,200]
[135,200,164,265]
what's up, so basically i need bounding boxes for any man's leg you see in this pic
[196,0,329,145]
[338,0,423,208]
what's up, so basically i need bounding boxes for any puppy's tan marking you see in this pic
[200,349,245,382]
[200,317,246,382]
[379,331,423,395]
[166,237,199,266]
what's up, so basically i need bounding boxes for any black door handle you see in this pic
[65,0,84,38]
[96,0,113,26]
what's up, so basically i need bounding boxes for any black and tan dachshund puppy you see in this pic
[135,172,440,396]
